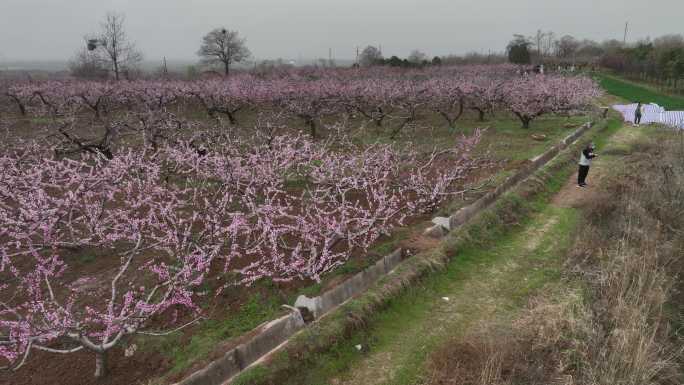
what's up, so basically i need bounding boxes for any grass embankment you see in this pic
[596,73,684,110]
[229,117,622,385]
[428,126,684,385]
[280,205,579,385]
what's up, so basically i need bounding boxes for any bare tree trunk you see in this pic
[374,107,385,127]
[8,95,26,116]
[94,351,108,378]
[224,61,230,77]
[472,107,486,122]
[308,118,317,139]
[521,116,531,129]
[515,112,532,129]
[390,115,414,139]
[438,111,456,129]
[113,59,120,81]
[225,109,239,125]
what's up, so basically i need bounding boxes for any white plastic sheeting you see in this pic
[659,111,684,129]
[612,103,684,129]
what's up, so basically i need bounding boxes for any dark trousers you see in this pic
[635,114,642,124]
[578,165,590,185]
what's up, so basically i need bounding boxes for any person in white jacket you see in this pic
[578,143,597,187]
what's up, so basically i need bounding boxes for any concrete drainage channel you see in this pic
[174,249,405,385]
[173,122,593,385]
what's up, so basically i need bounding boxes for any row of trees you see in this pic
[505,31,684,90]
[506,31,629,66]
[70,14,447,81]
[5,68,600,148]
[0,124,482,378]
[0,63,600,383]
[601,35,684,90]
[0,69,599,378]
[357,46,443,68]
[70,12,251,80]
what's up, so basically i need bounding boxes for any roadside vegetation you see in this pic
[427,127,684,385]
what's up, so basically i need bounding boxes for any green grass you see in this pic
[475,115,587,161]
[596,73,684,110]
[593,115,624,149]
[350,111,588,162]
[143,292,285,378]
[276,202,580,385]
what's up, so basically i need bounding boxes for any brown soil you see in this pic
[552,165,606,209]
[0,347,169,385]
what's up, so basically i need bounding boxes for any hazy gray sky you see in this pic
[1,0,682,62]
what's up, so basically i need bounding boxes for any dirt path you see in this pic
[553,124,642,208]
[285,123,641,385]
[315,210,576,385]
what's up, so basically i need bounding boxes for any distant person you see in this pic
[634,102,643,126]
[578,142,597,188]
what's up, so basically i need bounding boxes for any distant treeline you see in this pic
[503,32,684,94]
[600,35,684,94]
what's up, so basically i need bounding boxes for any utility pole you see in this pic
[356,46,359,65]
[623,21,629,45]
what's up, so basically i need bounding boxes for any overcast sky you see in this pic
[1,0,682,63]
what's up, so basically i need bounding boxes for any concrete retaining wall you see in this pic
[174,121,593,385]
[175,249,404,385]
[313,249,404,317]
[177,312,305,385]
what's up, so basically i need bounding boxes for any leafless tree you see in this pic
[653,34,684,50]
[576,39,604,59]
[197,28,251,76]
[601,39,624,54]
[533,30,556,61]
[90,12,143,81]
[68,48,109,79]
[555,35,581,59]
[408,49,427,64]
[359,45,383,67]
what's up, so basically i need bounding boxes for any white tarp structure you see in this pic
[659,111,684,129]
[612,103,684,129]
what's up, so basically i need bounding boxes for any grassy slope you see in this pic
[281,205,580,385]
[596,73,684,110]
